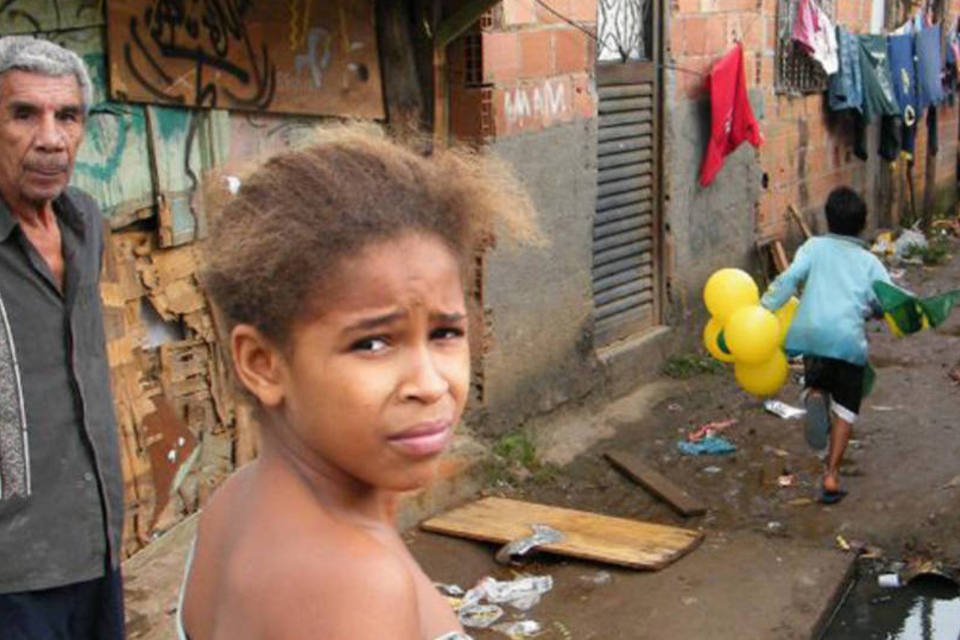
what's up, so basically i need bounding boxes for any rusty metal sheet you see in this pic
[0,0,104,34]
[106,0,384,118]
[141,395,199,529]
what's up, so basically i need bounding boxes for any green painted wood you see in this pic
[0,0,104,35]
[52,28,155,227]
[147,106,230,247]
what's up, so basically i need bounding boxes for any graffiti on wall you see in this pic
[106,0,384,118]
[503,78,572,127]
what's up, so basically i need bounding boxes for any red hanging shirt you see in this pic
[699,43,764,187]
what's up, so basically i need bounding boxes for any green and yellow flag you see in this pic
[873,281,960,337]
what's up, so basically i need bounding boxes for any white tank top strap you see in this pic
[176,537,198,640]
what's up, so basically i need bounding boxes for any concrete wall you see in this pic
[483,121,600,432]
[449,0,604,433]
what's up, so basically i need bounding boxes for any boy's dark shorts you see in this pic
[803,355,864,423]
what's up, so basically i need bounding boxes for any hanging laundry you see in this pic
[791,0,839,74]
[916,24,945,109]
[887,34,919,124]
[887,33,919,157]
[927,106,938,156]
[828,26,864,112]
[878,116,902,161]
[858,35,899,123]
[699,43,763,187]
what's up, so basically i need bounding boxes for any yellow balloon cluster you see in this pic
[701,269,797,397]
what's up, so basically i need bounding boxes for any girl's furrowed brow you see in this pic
[343,310,405,332]
[432,311,467,323]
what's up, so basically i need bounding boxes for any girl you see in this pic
[179,124,536,639]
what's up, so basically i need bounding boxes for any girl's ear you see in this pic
[231,324,286,408]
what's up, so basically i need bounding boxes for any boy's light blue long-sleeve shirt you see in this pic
[760,234,892,365]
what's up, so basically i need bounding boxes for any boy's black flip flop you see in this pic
[819,487,847,505]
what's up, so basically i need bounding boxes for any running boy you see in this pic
[180,124,536,639]
[761,187,891,504]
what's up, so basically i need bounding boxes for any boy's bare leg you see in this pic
[823,415,852,493]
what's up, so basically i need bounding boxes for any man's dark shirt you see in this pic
[0,187,123,592]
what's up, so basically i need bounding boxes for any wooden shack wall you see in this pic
[0,1,381,556]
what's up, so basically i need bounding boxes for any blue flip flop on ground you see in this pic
[804,393,831,451]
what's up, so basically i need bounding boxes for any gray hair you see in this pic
[0,36,93,115]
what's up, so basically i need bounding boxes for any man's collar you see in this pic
[0,189,85,241]
[0,198,14,242]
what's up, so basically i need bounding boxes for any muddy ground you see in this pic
[408,236,960,638]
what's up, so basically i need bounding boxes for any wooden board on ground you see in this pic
[604,451,707,517]
[420,497,703,570]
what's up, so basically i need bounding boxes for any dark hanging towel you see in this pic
[858,35,899,123]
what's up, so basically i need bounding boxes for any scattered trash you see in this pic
[459,603,505,628]
[448,574,554,630]
[491,620,543,638]
[578,571,612,587]
[677,435,737,456]
[765,521,786,536]
[466,575,554,611]
[436,583,466,597]
[877,573,902,588]
[888,268,906,281]
[668,403,683,412]
[763,399,806,420]
[940,474,960,490]
[893,228,928,259]
[836,535,851,551]
[551,621,573,640]
[870,405,900,412]
[686,419,738,442]
[870,594,894,605]
[777,473,796,487]
[680,596,698,606]
[787,497,814,507]
[702,465,723,474]
[871,231,895,256]
[495,524,564,565]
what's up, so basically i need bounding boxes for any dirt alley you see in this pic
[406,236,960,638]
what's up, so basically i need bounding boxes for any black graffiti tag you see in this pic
[124,0,275,111]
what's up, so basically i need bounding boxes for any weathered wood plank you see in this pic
[605,451,707,517]
[421,497,703,570]
[106,0,384,118]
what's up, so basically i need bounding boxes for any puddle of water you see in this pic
[824,572,960,640]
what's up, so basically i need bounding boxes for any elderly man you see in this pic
[0,37,124,639]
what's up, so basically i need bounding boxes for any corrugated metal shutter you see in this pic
[593,62,659,345]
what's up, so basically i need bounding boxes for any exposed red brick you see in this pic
[483,31,520,85]
[450,86,485,141]
[553,27,590,74]
[565,0,596,22]
[501,0,537,26]
[519,29,553,79]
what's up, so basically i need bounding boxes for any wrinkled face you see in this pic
[271,232,471,491]
[0,70,85,211]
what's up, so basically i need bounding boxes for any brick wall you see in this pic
[669,0,960,240]
[449,0,597,140]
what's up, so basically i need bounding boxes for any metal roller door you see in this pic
[592,61,660,345]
